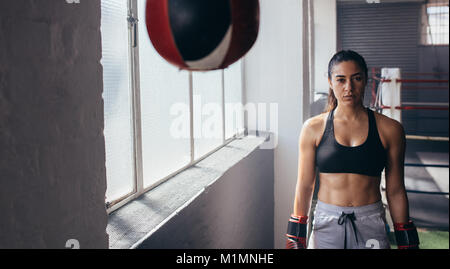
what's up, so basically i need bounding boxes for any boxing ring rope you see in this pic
[377,78,449,83]
[381,105,448,111]
[371,68,449,142]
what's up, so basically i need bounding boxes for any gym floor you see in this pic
[388,229,449,249]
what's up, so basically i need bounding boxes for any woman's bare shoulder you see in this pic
[373,111,404,132]
[373,110,405,146]
[304,112,328,130]
[300,112,328,144]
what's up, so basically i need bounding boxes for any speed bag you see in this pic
[145,0,260,71]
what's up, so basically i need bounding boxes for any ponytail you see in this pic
[324,87,337,112]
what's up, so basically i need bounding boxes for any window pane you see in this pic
[137,1,191,189]
[101,0,135,202]
[424,3,449,45]
[193,70,224,159]
[224,61,244,140]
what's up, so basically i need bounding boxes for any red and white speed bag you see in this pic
[145,0,260,71]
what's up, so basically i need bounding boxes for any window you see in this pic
[421,0,449,45]
[100,0,245,213]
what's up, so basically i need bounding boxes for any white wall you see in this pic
[314,0,337,94]
[244,0,309,249]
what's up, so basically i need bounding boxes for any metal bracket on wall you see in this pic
[127,15,139,48]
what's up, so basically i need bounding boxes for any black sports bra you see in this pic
[315,107,387,177]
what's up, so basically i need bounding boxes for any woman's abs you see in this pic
[317,173,382,207]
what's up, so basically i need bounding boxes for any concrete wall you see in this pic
[244,0,308,249]
[136,145,274,249]
[0,0,108,248]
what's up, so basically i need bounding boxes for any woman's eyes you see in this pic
[336,77,362,83]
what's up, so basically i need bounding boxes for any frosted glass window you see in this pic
[224,61,244,140]
[137,1,191,189]
[101,0,135,203]
[426,5,449,44]
[193,70,224,159]
[421,1,449,45]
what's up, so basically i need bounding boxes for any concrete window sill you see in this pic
[106,134,270,249]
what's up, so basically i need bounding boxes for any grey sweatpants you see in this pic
[307,200,391,249]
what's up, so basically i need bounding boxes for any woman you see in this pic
[285,50,419,249]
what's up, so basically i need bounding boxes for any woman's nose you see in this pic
[344,80,353,91]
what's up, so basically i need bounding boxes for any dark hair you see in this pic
[325,50,368,112]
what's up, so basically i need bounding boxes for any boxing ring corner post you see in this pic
[373,67,449,142]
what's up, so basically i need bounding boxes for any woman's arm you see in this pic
[293,118,318,217]
[286,118,318,249]
[384,120,409,223]
[384,119,420,248]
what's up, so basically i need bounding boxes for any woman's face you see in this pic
[328,60,367,107]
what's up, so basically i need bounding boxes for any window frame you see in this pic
[104,0,246,214]
[420,1,449,46]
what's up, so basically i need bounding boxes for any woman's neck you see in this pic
[334,104,366,121]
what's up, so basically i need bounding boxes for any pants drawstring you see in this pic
[338,212,358,249]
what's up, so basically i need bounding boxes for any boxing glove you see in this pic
[394,220,420,249]
[286,214,308,249]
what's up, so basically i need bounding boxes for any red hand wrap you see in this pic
[286,215,308,249]
[394,220,420,249]
[286,237,307,249]
[394,221,415,231]
[290,214,308,224]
